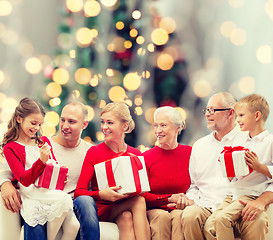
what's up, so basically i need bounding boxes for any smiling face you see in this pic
[205,94,232,132]
[100,111,128,143]
[154,113,179,149]
[17,113,44,140]
[235,103,257,132]
[59,104,88,144]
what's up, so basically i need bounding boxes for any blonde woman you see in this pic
[75,102,150,240]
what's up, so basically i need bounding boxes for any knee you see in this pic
[182,206,201,225]
[116,211,134,230]
[153,210,171,222]
[73,196,98,219]
[131,196,147,212]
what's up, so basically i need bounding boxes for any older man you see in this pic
[179,92,273,240]
[0,102,99,240]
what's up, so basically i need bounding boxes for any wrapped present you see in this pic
[219,146,253,178]
[94,154,150,195]
[35,158,68,190]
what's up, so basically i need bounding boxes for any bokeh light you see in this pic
[25,57,43,74]
[132,10,141,20]
[41,123,56,137]
[84,0,101,17]
[151,28,169,46]
[46,82,62,98]
[145,107,156,124]
[86,105,95,121]
[129,29,138,38]
[228,0,244,8]
[75,68,91,85]
[193,80,212,98]
[100,0,118,8]
[157,53,174,71]
[256,45,272,64]
[116,21,124,30]
[159,17,176,34]
[220,21,237,38]
[108,86,127,102]
[44,111,60,127]
[2,30,18,46]
[66,0,83,12]
[238,76,255,94]
[2,98,18,114]
[96,131,104,141]
[0,0,12,16]
[76,27,93,47]
[175,107,187,122]
[230,28,246,46]
[135,106,143,115]
[52,68,70,84]
[123,72,141,91]
[49,97,61,107]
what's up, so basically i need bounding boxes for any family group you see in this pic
[0,91,272,240]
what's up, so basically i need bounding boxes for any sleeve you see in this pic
[141,192,171,209]
[0,155,13,186]
[185,144,200,203]
[74,147,101,200]
[3,145,46,187]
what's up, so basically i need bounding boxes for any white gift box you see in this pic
[94,155,150,195]
[219,146,253,178]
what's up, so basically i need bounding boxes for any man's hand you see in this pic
[239,198,265,221]
[167,194,194,210]
[1,181,22,213]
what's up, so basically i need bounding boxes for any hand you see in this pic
[99,186,129,202]
[168,193,186,203]
[40,142,51,164]
[1,181,22,213]
[245,151,261,171]
[239,198,265,221]
[167,195,194,209]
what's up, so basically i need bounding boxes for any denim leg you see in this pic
[73,196,100,240]
[24,222,47,240]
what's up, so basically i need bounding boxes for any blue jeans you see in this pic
[73,195,100,240]
[24,196,99,240]
[24,222,47,240]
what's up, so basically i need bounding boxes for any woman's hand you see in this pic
[39,142,51,164]
[99,186,129,202]
[167,194,194,210]
[168,193,186,203]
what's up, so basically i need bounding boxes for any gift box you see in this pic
[219,146,253,178]
[94,154,150,195]
[35,159,68,190]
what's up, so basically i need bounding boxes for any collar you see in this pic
[246,129,269,142]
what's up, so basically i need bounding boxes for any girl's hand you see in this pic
[245,151,261,171]
[99,186,129,202]
[40,142,51,164]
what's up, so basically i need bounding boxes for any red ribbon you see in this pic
[105,152,143,193]
[220,146,250,177]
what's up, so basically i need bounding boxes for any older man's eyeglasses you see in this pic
[202,107,231,115]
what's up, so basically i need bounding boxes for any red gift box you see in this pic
[36,159,68,190]
[219,146,253,178]
[94,153,150,195]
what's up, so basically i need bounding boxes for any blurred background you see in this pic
[0,0,273,149]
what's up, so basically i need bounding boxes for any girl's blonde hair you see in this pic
[1,97,45,149]
[101,102,135,133]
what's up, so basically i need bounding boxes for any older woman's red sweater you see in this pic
[142,144,191,210]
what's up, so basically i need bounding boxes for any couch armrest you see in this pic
[0,195,22,240]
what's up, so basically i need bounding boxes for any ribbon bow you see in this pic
[105,152,143,193]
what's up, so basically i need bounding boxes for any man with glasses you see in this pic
[177,92,270,240]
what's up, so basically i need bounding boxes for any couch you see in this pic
[0,195,119,240]
[1,195,273,240]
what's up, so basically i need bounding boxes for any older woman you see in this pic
[142,106,192,240]
[74,102,150,240]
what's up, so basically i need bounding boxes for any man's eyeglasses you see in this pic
[202,107,231,115]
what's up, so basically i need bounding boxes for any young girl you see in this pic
[1,97,79,240]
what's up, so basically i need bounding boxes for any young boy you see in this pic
[204,94,273,240]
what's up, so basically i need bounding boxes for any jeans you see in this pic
[73,195,100,240]
[24,222,47,240]
[24,196,99,240]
